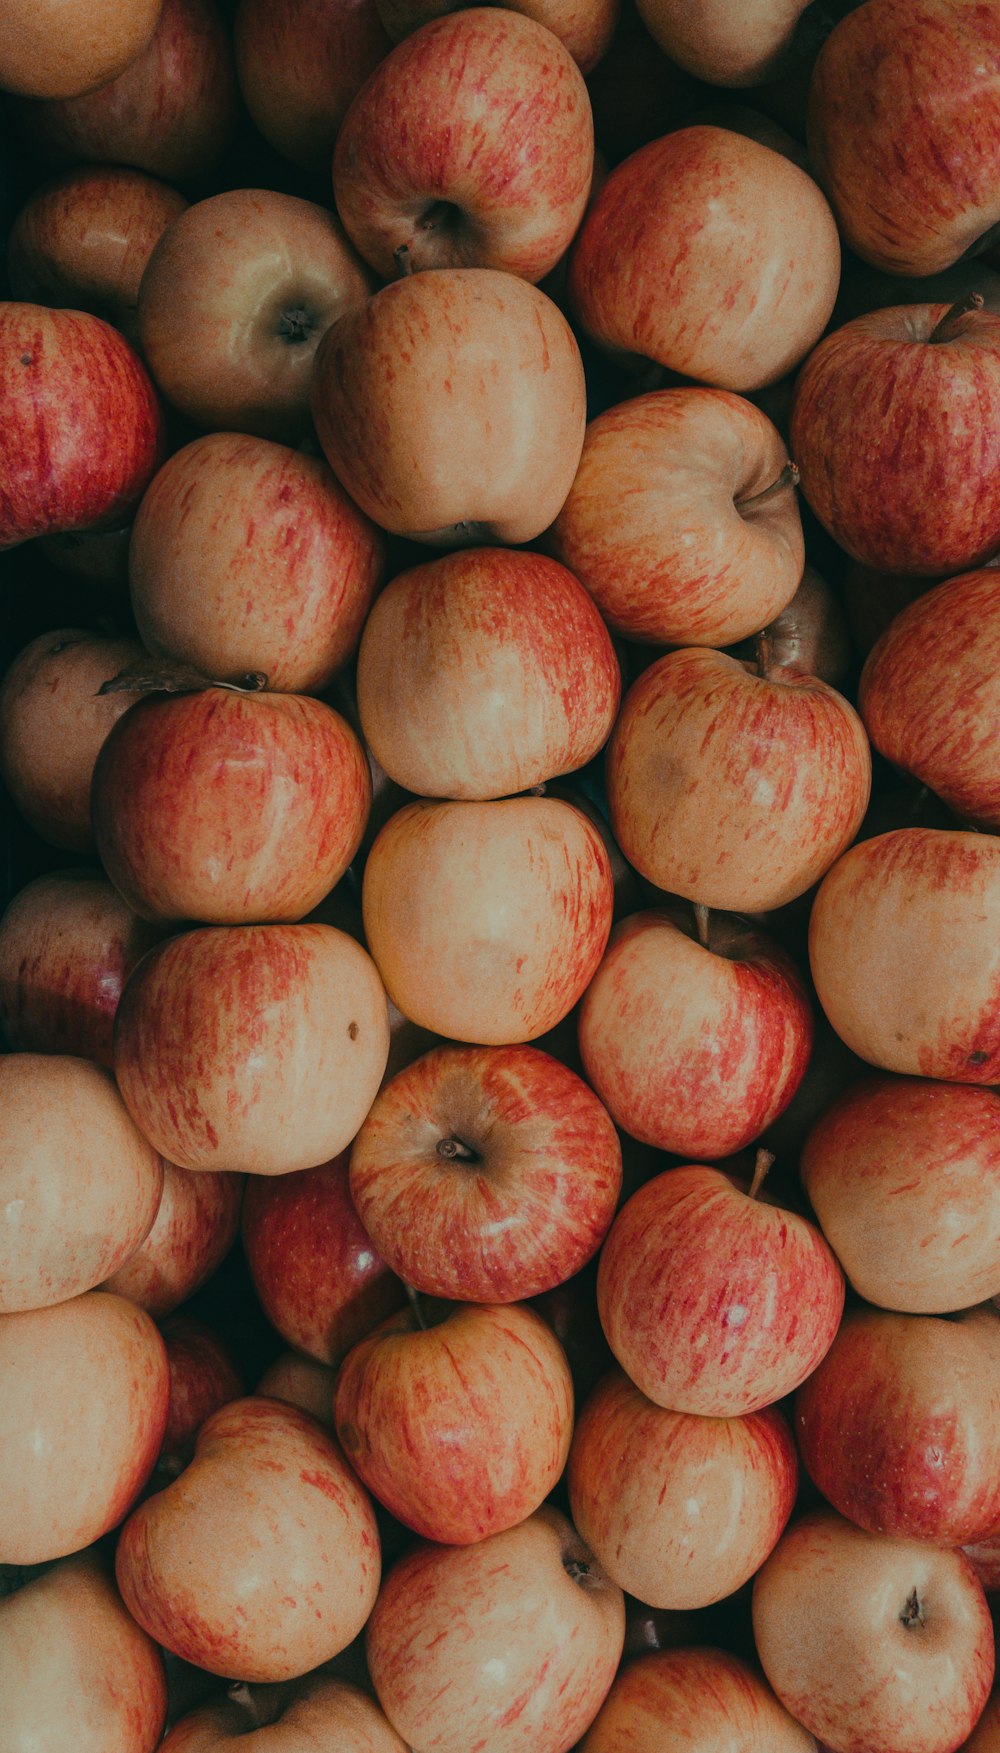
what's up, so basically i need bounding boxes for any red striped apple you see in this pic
[234,0,391,171]
[579,1646,816,1751]
[104,1161,244,1319]
[159,1316,243,1469]
[160,1674,406,1752]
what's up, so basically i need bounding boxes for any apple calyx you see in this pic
[97,661,270,698]
[276,305,315,346]
[928,292,984,344]
[900,1587,926,1630]
[565,1557,590,1581]
[748,1148,775,1201]
[734,460,801,515]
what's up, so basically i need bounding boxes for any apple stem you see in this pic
[734,460,800,513]
[693,902,711,949]
[436,1135,480,1164]
[564,1558,590,1582]
[227,1683,263,1729]
[928,292,984,343]
[900,1587,925,1629]
[754,628,774,680]
[394,242,414,277]
[405,1281,429,1330]
[749,1148,775,1201]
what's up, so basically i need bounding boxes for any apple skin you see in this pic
[366,1504,625,1753]
[256,1352,336,1428]
[128,432,384,695]
[241,1151,406,1367]
[808,828,1000,1082]
[104,1161,244,1320]
[808,0,1000,276]
[597,1163,845,1417]
[0,1551,167,1753]
[752,1509,995,1753]
[0,305,164,551]
[568,125,840,390]
[963,1693,1000,1751]
[349,1041,622,1301]
[547,386,804,647]
[333,8,593,283]
[0,0,162,99]
[159,1673,408,1752]
[577,905,813,1160]
[113,923,390,1174]
[0,869,161,1065]
[578,1646,817,1751]
[91,688,371,927]
[794,1304,1000,1548]
[634,0,811,84]
[801,1076,1000,1314]
[859,569,1000,828]
[234,0,392,172]
[0,1053,164,1314]
[116,1397,380,1683]
[568,1367,798,1609]
[362,796,613,1045]
[606,646,872,913]
[335,1300,574,1544]
[159,1316,243,1468]
[374,0,619,72]
[310,268,587,546]
[0,1289,169,1565]
[355,546,620,801]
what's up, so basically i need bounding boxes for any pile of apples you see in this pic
[4,0,1000,1748]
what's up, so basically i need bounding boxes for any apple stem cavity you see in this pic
[749,1148,775,1201]
[693,902,711,949]
[928,292,984,343]
[734,460,800,514]
[900,1587,926,1629]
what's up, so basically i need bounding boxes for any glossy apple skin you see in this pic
[578,1645,817,1752]
[116,1397,380,1682]
[792,305,1000,577]
[104,1163,243,1320]
[0,1552,167,1753]
[0,1289,169,1564]
[114,924,390,1174]
[311,268,587,545]
[859,570,1000,827]
[349,1042,621,1300]
[336,1300,574,1544]
[578,906,813,1159]
[795,1305,1000,1547]
[0,306,163,550]
[753,1509,995,1753]
[367,1504,625,1753]
[809,0,1000,275]
[607,647,871,912]
[256,1352,336,1428]
[242,1152,406,1366]
[0,1053,164,1314]
[234,0,392,172]
[10,0,239,183]
[0,869,161,1065]
[597,1164,845,1417]
[159,1316,243,1466]
[91,688,371,926]
[548,386,804,646]
[333,8,593,282]
[355,546,620,801]
[801,1077,1000,1313]
[362,797,613,1044]
[808,828,1000,1082]
[568,126,840,390]
[569,1367,798,1609]
[129,432,384,695]
[160,1673,408,1752]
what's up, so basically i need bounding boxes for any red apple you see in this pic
[114,923,390,1174]
[597,1160,845,1416]
[234,0,392,171]
[104,1162,244,1320]
[160,1673,407,1751]
[159,1316,243,1468]
[116,1397,380,1681]
[255,1352,336,1428]
[578,1646,817,1751]
[0,0,162,98]
[634,0,812,83]
[964,1693,1000,1751]
[374,0,619,72]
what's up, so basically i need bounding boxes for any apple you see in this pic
[159,1316,243,1469]
[333,9,593,283]
[355,546,620,799]
[752,1508,995,1753]
[114,923,390,1174]
[0,869,161,1064]
[116,1397,380,1682]
[310,267,587,545]
[801,1076,1000,1314]
[634,0,813,84]
[160,1673,407,1751]
[808,828,1000,1082]
[128,432,384,695]
[963,1694,1000,1751]
[0,306,163,550]
[606,645,871,912]
[0,0,162,98]
[0,1288,169,1564]
[234,0,392,172]
[726,561,851,689]
[568,125,840,390]
[0,1551,167,1753]
[256,1352,336,1428]
[794,1303,1000,1547]
[808,0,1000,275]
[578,1645,817,1751]
[104,1161,244,1320]
[962,1537,1000,1596]
[584,1,692,166]
[547,386,805,647]
[597,1159,845,1416]
[835,258,1000,327]
[577,904,813,1160]
[241,1151,406,1366]
[138,189,373,444]
[366,1504,625,1753]
[374,0,619,71]
[91,686,372,926]
[349,1041,621,1301]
